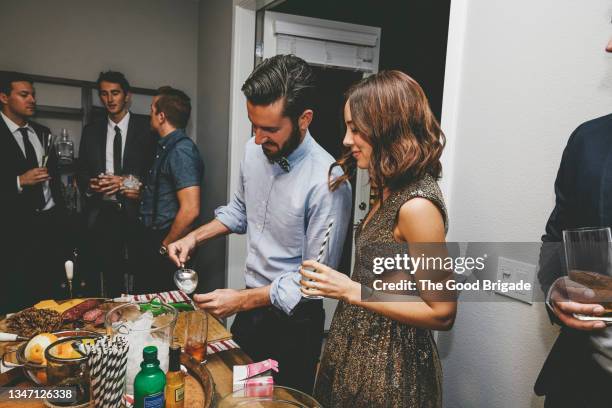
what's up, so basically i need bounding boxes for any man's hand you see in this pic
[550,276,607,330]
[19,168,50,186]
[120,186,142,201]
[98,175,123,196]
[168,233,198,267]
[89,177,103,193]
[193,289,246,319]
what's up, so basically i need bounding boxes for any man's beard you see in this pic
[263,121,302,161]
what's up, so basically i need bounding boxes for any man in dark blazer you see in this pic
[0,71,68,313]
[77,71,155,297]
[534,38,612,407]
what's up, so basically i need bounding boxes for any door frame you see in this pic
[228,0,464,322]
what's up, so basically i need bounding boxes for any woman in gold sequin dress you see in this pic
[300,71,457,408]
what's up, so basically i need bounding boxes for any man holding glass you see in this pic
[130,86,203,294]
[0,71,66,312]
[77,71,155,297]
[167,55,352,394]
[534,37,612,408]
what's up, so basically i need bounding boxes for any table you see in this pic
[0,348,252,407]
[0,309,252,407]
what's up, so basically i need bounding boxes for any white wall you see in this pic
[0,0,199,149]
[439,0,612,407]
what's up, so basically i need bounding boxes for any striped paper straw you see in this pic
[86,336,129,408]
[303,220,334,299]
[316,220,334,263]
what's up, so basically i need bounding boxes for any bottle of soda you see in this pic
[134,346,166,408]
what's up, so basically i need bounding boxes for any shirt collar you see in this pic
[158,128,185,147]
[107,111,130,135]
[276,130,313,172]
[1,111,31,134]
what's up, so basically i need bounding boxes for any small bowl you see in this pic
[2,329,101,386]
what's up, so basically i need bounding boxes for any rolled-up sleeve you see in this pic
[270,176,353,315]
[215,159,248,234]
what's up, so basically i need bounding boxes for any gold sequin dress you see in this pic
[314,175,447,408]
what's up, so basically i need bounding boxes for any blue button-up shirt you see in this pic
[215,131,352,315]
[141,129,204,230]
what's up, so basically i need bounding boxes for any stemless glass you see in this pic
[183,310,208,364]
[563,227,612,312]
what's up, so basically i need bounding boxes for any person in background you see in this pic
[78,71,155,297]
[301,71,456,408]
[166,55,352,394]
[534,36,612,408]
[0,71,67,312]
[127,86,202,293]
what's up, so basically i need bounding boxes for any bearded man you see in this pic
[167,55,352,394]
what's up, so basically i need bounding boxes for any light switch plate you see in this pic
[495,256,535,304]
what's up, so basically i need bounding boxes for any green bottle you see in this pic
[134,346,166,408]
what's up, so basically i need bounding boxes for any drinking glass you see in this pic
[183,310,208,364]
[563,227,612,313]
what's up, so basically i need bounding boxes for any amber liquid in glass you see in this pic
[184,341,207,363]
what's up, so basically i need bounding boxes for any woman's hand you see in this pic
[300,260,361,304]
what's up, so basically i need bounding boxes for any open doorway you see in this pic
[226,0,451,330]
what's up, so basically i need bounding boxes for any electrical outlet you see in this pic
[495,257,535,304]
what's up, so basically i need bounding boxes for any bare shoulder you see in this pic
[396,197,445,242]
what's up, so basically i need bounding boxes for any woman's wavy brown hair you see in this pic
[329,70,445,201]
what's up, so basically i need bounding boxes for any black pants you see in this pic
[4,207,69,313]
[133,225,176,294]
[87,202,137,297]
[543,356,612,408]
[231,300,325,395]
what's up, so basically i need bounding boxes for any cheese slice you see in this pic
[34,299,86,313]
[34,300,60,310]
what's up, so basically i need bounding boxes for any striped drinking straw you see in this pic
[303,220,334,299]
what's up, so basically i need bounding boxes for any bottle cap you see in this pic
[169,344,181,372]
[142,346,159,363]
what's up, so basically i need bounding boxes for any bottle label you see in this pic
[143,391,164,408]
[175,386,184,402]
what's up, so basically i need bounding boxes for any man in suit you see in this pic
[0,71,67,312]
[77,71,155,297]
[534,37,612,407]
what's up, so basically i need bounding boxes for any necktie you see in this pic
[18,127,46,210]
[113,125,122,174]
[275,157,290,172]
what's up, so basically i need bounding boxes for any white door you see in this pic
[262,11,381,329]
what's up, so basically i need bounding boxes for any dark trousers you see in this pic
[87,202,136,297]
[543,356,612,408]
[231,300,325,395]
[133,225,176,294]
[4,207,69,313]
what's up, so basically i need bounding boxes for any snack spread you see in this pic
[6,308,62,338]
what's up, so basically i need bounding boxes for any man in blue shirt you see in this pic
[125,86,203,293]
[167,55,352,393]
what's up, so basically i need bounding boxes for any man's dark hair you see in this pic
[241,54,315,121]
[154,86,191,129]
[0,71,33,96]
[96,70,130,94]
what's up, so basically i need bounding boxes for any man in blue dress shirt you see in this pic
[167,55,352,393]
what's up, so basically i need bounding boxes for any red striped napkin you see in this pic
[207,339,239,355]
[114,290,192,304]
